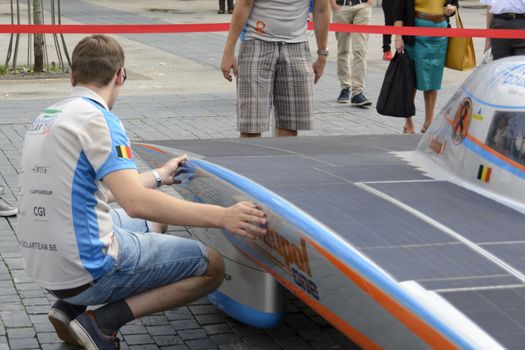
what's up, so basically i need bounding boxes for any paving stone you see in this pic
[202,324,232,336]
[229,324,263,338]
[6,326,36,338]
[189,305,218,315]
[265,325,297,339]
[3,258,25,270]
[36,331,62,344]
[194,314,225,326]
[161,345,190,350]
[153,334,183,346]
[128,345,160,350]
[178,329,207,341]
[146,325,177,336]
[141,315,170,326]
[310,339,346,350]
[30,314,52,325]
[39,344,76,350]
[25,305,51,315]
[241,335,276,347]
[273,336,313,349]
[120,324,148,335]
[22,297,50,306]
[165,308,194,321]
[0,294,22,306]
[171,319,201,331]
[124,333,156,345]
[209,333,243,346]
[284,314,321,333]
[19,289,47,299]
[8,336,40,349]
[0,310,32,327]
[0,287,17,296]
[32,322,55,333]
[185,338,218,350]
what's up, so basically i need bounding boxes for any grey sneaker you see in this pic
[0,197,17,217]
[351,93,372,107]
[336,88,350,103]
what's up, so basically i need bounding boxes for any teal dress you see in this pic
[404,17,449,91]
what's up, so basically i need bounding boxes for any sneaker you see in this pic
[383,50,393,61]
[0,197,17,217]
[70,311,120,350]
[336,88,350,103]
[351,93,372,107]
[48,300,83,346]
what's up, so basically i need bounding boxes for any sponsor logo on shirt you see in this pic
[29,189,53,196]
[29,113,58,134]
[32,165,49,174]
[18,239,57,252]
[255,20,267,35]
[33,206,46,217]
[116,145,133,159]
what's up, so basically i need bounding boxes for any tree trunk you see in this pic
[33,0,44,72]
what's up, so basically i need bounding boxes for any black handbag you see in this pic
[376,52,416,118]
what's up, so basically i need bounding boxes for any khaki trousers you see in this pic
[333,4,371,95]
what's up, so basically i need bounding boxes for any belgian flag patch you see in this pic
[477,165,492,183]
[116,145,132,159]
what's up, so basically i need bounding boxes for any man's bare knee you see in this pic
[151,222,168,233]
[204,247,225,289]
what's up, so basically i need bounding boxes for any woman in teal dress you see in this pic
[393,0,458,134]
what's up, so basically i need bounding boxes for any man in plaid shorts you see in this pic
[221,0,330,137]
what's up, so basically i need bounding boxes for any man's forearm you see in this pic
[223,0,254,55]
[314,0,330,51]
[127,187,226,229]
[107,170,159,203]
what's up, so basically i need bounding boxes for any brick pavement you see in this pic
[0,1,489,348]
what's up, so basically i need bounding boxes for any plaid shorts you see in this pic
[237,39,314,133]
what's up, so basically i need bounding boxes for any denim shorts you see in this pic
[63,209,209,306]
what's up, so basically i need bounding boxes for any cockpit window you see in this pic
[486,111,525,165]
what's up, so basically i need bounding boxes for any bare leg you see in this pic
[149,222,168,233]
[403,117,415,134]
[403,89,417,134]
[125,247,225,318]
[240,132,261,138]
[422,90,438,132]
[276,128,297,137]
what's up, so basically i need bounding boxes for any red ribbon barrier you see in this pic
[0,23,523,39]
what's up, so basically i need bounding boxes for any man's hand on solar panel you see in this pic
[222,201,267,239]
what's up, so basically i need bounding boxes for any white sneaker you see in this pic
[0,197,17,217]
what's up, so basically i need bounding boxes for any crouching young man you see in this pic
[16,35,267,349]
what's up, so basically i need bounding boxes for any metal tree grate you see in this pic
[4,0,70,72]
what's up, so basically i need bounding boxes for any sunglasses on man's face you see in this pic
[122,68,127,82]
